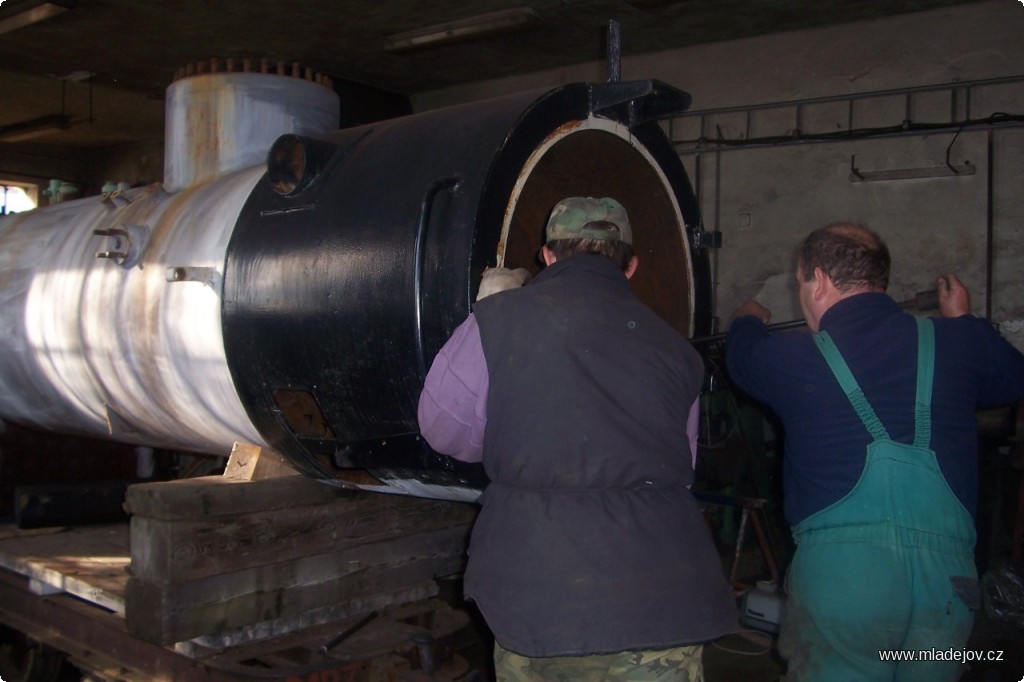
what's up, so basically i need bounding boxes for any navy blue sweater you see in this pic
[726,293,1024,525]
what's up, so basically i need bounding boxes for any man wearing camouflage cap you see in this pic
[418,197,737,681]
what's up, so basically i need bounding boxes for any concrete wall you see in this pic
[415,0,1024,348]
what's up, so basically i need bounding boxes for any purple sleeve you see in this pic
[686,397,700,470]
[416,314,489,462]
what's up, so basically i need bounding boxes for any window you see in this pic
[1,182,38,215]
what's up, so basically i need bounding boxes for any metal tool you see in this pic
[410,629,436,678]
[690,289,938,345]
[319,610,379,657]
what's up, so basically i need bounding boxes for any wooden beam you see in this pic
[129,491,476,582]
[124,472,352,520]
[122,476,477,646]
[125,525,470,644]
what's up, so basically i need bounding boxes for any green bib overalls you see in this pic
[779,318,977,682]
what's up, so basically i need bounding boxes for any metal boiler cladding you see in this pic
[0,76,711,501]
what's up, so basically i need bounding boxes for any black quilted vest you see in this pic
[468,255,737,657]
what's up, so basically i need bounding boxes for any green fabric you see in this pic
[782,318,976,682]
[811,317,936,447]
[544,196,633,244]
[913,317,935,448]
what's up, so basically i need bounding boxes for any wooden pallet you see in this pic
[0,523,129,614]
[0,566,479,681]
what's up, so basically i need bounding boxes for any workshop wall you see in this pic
[415,0,1024,349]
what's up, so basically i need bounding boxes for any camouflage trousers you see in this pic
[493,641,705,682]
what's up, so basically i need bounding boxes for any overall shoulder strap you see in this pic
[813,331,889,440]
[913,317,935,448]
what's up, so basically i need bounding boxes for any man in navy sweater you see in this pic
[726,223,1024,682]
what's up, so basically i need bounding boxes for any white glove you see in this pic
[476,267,532,301]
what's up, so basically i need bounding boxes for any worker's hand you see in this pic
[733,300,771,325]
[936,274,971,318]
[476,267,532,301]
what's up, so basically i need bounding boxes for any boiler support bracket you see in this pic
[589,80,692,128]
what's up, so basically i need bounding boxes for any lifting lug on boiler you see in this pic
[165,266,219,289]
[93,224,149,268]
[101,187,133,209]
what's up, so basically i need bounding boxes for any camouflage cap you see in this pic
[545,197,632,245]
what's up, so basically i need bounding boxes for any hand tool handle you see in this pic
[690,289,937,345]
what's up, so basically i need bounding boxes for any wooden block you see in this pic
[125,525,470,644]
[130,492,476,582]
[222,442,301,481]
[124,473,353,520]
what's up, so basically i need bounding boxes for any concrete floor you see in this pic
[703,630,784,681]
[456,615,1024,681]
[702,614,1024,682]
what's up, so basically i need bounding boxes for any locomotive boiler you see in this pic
[0,66,712,502]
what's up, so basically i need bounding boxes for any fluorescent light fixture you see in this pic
[0,1,70,35]
[385,7,540,53]
[60,70,94,83]
[625,0,697,8]
[0,114,71,142]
